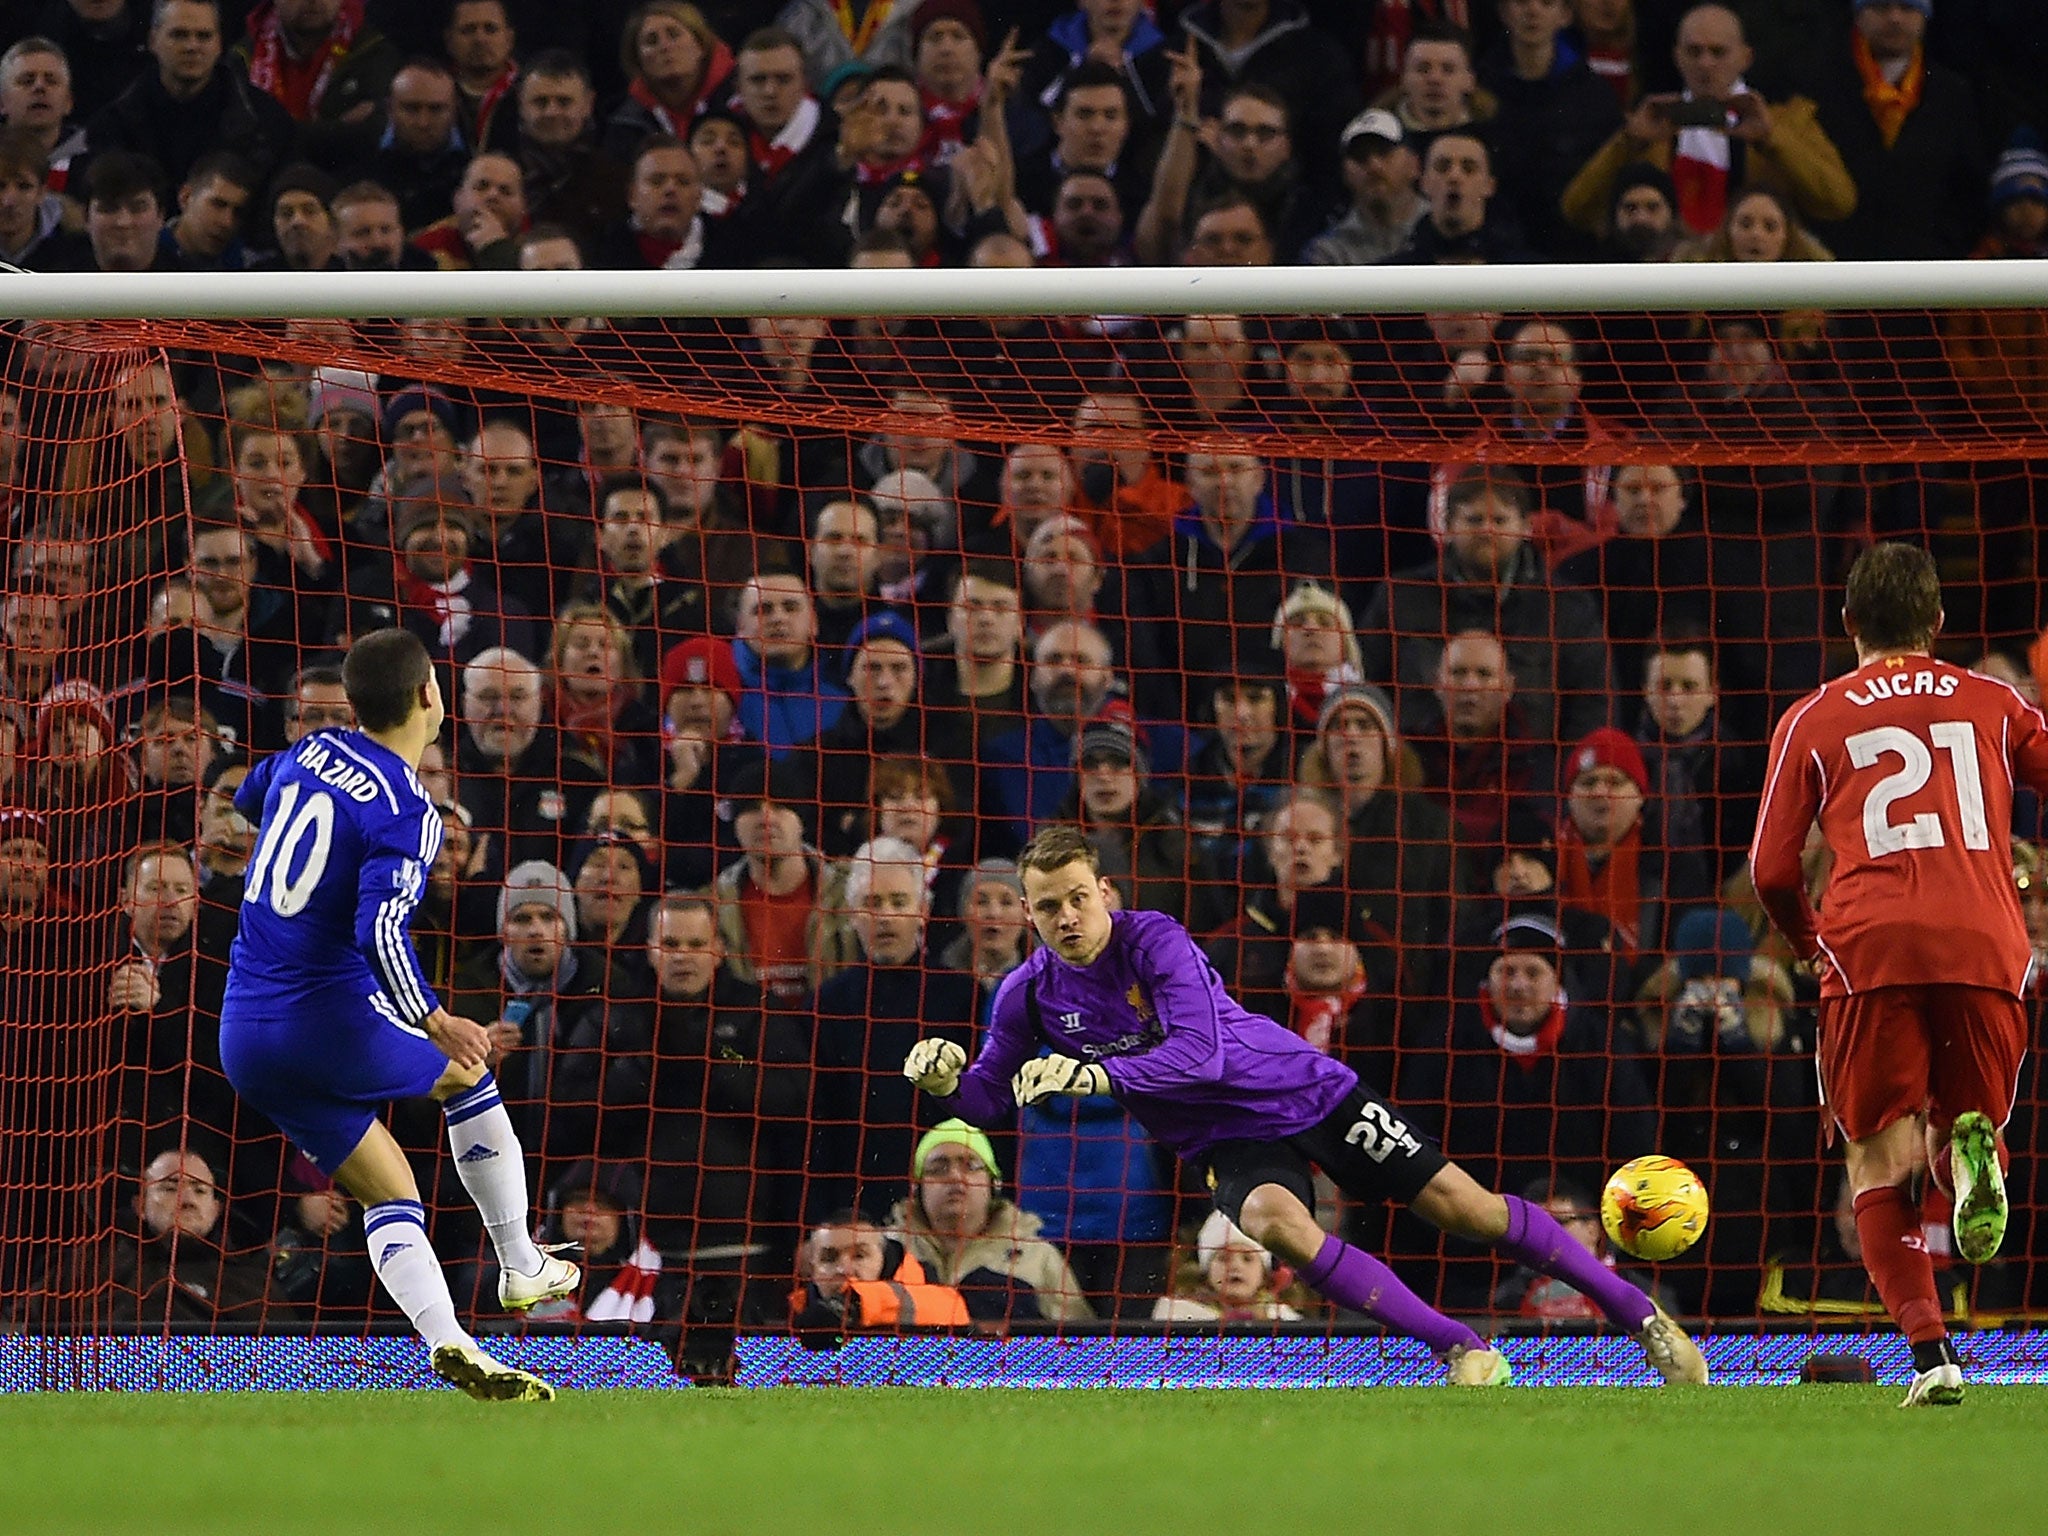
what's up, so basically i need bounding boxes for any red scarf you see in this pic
[1555,818,1642,955]
[747,97,822,179]
[1286,960,1369,1054]
[920,84,979,162]
[555,681,627,775]
[392,559,473,652]
[1853,34,1923,149]
[469,63,519,144]
[1479,990,1568,1071]
[245,0,362,119]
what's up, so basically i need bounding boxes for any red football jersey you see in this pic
[1749,655,2048,997]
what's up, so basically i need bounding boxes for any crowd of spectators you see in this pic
[3,0,2048,1336]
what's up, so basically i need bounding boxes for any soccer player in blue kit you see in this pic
[221,629,578,1400]
[905,827,1708,1384]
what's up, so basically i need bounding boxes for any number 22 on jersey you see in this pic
[243,781,337,917]
[1845,720,1991,858]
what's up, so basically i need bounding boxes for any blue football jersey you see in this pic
[225,729,444,1028]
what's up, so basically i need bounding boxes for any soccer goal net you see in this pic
[2,262,2044,1370]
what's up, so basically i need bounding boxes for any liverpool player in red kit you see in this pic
[1751,543,2048,1406]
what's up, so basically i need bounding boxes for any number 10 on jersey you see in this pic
[243,782,337,917]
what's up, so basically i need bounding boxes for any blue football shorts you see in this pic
[219,988,451,1174]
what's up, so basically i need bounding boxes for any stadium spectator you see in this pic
[443,0,519,151]
[87,0,295,190]
[452,646,605,874]
[1633,629,1758,886]
[279,661,351,743]
[1020,516,1113,652]
[25,680,134,903]
[412,796,494,997]
[1476,0,1621,259]
[789,1208,971,1333]
[344,497,538,681]
[1374,20,1490,143]
[1270,884,1393,1085]
[458,417,590,618]
[810,836,978,1220]
[0,131,64,269]
[577,892,806,1272]
[1385,129,1534,264]
[505,54,626,250]
[363,61,467,232]
[983,617,1120,843]
[1059,710,1221,931]
[1013,60,1145,219]
[21,1150,282,1325]
[1184,646,1297,850]
[1270,582,1364,736]
[804,498,887,658]
[1152,1209,1304,1322]
[250,160,338,272]
[857,756,973,921]
[728,26,854,268]
[68,148,169,273]
[1560,2,1855,243]
[565,835,651,958]
[779,0,917,86]
[711,755,854,1002]
[602,2,735,161]
[108,837,237,1163]
[1302,108,1423,266]
[580,474,695,683]
[1463,318,1627,538]
[0,38,82,190]
[936,856,1031,997]
[890,1118,1095,1322]
[234,0,399,128]
[449,856,610,1157]
[1171,0,1361,192]
[1298,682,1455,1023]
[514,1162,667,1325]
[1398,912,1657,1265]
[1361,465,1609,748]
[1598,161,1681,262]
[656,636,760,893]
[1127,446,1328,721]
[193,758,254,901]
[159,148,253,269]
[0,585,68,716]
[549,602,661,791]
[1805,0,1986,262]
[1558,463,1712,690]
[593,134,709,270]
[1069,390,1188,561]
[811,617,968,854]
[412,149,525,270]
[1205,787,1347,1006]
[1553,724,1712,964]
[1406,629,1552,891]
[730,571,851,756]
[1945,139,2048,424]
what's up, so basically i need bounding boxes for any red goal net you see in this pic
[3,298,2045,1360]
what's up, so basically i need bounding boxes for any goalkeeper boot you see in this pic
[1636,1303,1710,1385]
[1901,1339,1965,1408]
[1950,1111,2008,1264]
[431,1341,557,1402]
[1445,1344,1512,1387]
[498,1243,582,1312]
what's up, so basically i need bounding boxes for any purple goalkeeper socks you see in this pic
[1300,1234,1484,1356]
[1498,1194,1654,1330]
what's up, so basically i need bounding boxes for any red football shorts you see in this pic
[1817,984,2029,1142]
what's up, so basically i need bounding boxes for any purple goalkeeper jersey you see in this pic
[947,909,1357,1157]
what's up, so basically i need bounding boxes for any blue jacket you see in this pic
[732,638,850,755]
[1015,1092,1175,1245]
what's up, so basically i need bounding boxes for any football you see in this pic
[1600,1155,1710,1262]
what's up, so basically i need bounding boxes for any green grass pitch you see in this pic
[5,1387,2047,1535]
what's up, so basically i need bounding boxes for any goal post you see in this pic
[3,261,2045,1366]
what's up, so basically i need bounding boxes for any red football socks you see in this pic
[1852,1183,1946,1345]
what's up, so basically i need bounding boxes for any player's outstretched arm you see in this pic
[920,969,1043,1124]
[1098,919,1228,1096]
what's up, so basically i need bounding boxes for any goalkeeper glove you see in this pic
[1012,1054,1111,1107]
[903,1038,967,1095]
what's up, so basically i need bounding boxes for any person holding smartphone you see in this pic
[1560,2,1854,243]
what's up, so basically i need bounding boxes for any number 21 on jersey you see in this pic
[1845,720,1991,858]
[243,782,337,917]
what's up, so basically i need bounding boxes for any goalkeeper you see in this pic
[904,827,1707,1385]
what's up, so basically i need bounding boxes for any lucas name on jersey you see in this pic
[1844,668,1960,707]
[291,736,386,804]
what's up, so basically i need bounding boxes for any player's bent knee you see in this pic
[1845,1115,1925,1194]
[1236,1183,1324,1261]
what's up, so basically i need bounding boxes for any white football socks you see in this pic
[443,1075,547,1277]
[363,1200,469,1351]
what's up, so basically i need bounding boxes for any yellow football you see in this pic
[1600,1155,1710,1262]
